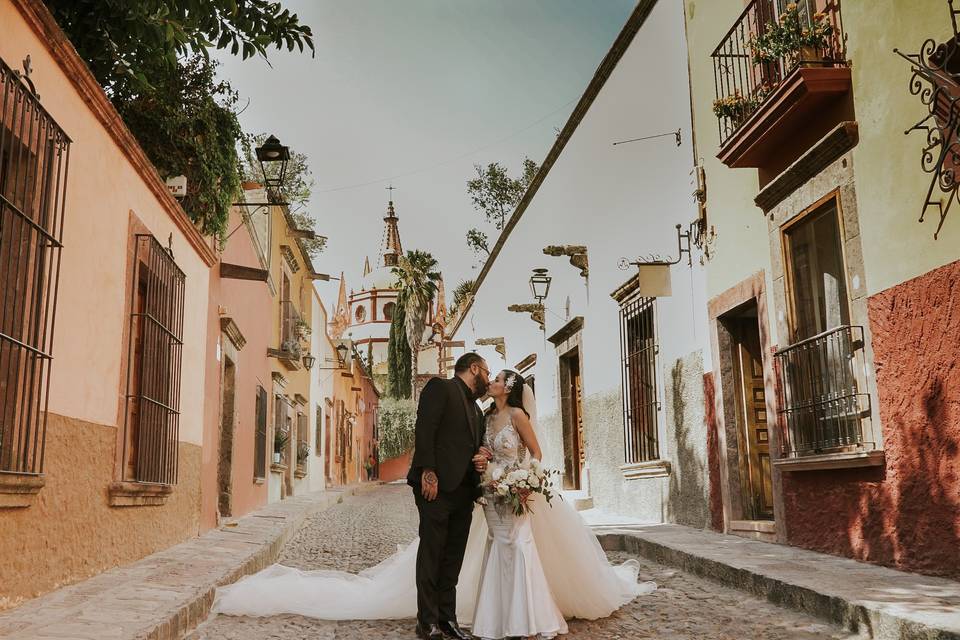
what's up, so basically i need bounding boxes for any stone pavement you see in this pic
[192,484,853,640]
[0,484,367,640]
[598,524,960,640]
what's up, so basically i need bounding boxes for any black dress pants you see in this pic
[414,481,475,626]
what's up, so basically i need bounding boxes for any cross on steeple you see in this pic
[386,184,396,201]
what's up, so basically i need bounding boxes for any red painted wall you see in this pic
[780,259,960,579]
[704,372,725,532]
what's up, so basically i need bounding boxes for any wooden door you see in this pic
[734,319,773,520]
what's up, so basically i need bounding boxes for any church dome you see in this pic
[361,265,398,291]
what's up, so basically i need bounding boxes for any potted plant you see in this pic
[749,3,833,67]
[297,441,310,467]
[273,429,289,464]
[294,318,312,341]
[712,91,757,123]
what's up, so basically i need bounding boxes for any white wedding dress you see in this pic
[213,388,655,633]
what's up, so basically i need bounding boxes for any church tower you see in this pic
[341,197,405,374]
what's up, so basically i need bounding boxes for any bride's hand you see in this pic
[472,453,488,472]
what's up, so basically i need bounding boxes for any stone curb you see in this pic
[0,483,379,640]
[597,529,960,640]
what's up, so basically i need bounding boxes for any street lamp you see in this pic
[336,342,349,368]
[302,353,316,370]
[256,135,290,192]
[529,268,552,304]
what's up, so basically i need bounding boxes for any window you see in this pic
[0,56,71,476]
[274,394,291,463]
[121,235,185,485]
[315,406,323,457]
[383,302,395,321]
[355,304,367,323]
[776,201,869,456]
[618,296,659,463]
[254,386,267,479]
[783,203,850,341]
[296,411,308,473]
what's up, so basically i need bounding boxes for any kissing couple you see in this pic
[214,353,655,639]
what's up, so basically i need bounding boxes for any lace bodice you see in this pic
[484,414,527,468]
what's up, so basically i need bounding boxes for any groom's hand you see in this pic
[472,453,488,473]
[421,468,439,501]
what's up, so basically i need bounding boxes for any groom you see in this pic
[407,352,491,640]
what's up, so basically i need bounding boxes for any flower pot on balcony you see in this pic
[797,45,824,67]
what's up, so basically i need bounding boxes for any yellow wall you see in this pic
[844,1,960,295]
[683,0,775,303]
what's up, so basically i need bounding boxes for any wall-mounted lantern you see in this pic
[529,268,552,305]
[302,353,316,370]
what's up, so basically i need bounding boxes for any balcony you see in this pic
[774,325,875,466]
[711,0,850,168]
[268,300,305,370]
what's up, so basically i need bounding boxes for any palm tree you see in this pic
[450,278,475,319]
[393,250,441,399]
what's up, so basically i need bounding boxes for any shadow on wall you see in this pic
[666,356,710,529]
[782,259,960,579]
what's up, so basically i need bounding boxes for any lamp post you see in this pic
[529,268,552,305]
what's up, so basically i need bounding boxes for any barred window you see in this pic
[296,411,308,473]
[619,296,660,463]
[0,56,71,475]
[254,386,267,479]
[121,235,185,485]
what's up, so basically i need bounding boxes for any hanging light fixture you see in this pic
[336,342,350,367]
[529,268,552,304]
[255,134,290,201]
[302,353,316,370]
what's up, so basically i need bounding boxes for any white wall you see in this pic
[457,0,711,523]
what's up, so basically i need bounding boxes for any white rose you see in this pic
[515,469,529,481]
[530,458,542,471]
[496,484,509,496]
[528,475,541,488]
[491,467,504,481]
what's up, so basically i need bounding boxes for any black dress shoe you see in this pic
[438,620,472,640]
[416,622,444,640]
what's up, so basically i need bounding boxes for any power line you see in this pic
[316,97,579,194]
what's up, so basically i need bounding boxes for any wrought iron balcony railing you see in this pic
[774,325,871,457]
[711,0,847,145]
[279,300,303,356]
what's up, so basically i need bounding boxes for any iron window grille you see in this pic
[274,393,292,463]
[774,325,871,457]
[711,0,847,145]
[121,235,185,485]
[618,295,660,463]
[254,385,267,479]
[296,412,308,473]
[0,55,71,476]
[280,299,302,356]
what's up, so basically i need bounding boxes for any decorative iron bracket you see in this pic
[617,224,692,270]
[543,245,588,279]
[475,337,506,360]
[507,304,545,331]
[893,0,960,238]
[13,55,38,99]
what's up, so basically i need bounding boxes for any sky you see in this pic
[215,0,636,308]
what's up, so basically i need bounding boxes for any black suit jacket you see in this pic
[407,377,485,494]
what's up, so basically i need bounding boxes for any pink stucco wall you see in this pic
[201,207,273,530]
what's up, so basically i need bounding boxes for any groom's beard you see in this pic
[471,379,489,400]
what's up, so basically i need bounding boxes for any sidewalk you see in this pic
[597,524,960,640]
[0,483,378,640]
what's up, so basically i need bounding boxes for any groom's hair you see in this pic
[454,352,485,374]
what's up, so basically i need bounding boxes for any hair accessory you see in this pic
[504,374,517,393]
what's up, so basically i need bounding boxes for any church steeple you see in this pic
[330,272,350,339]
[381,189,403,268]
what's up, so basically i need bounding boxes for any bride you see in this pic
[213,369,655,637]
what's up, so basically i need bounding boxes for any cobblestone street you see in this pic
[191,485,853,640]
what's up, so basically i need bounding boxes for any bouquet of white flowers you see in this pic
[481,458,559,517]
